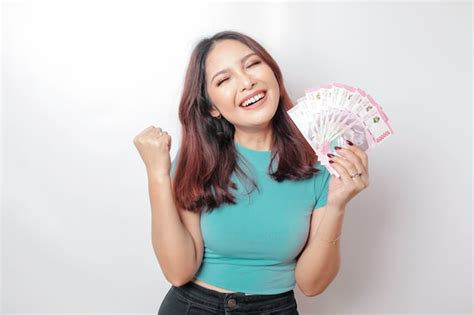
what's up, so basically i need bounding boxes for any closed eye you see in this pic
[217,78,228,86]
[216,61,262,87]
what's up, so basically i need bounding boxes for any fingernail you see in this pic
[345,139,354,146]
[329,160,334,164]
[335,146,342,150]
[327,153,335,158]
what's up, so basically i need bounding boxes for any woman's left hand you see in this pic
[326,139,370,209]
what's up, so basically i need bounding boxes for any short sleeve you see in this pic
[313,162,332,211]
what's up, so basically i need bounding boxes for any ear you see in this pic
[209,106,221,118]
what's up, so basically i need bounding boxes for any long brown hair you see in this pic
[173,30,321,214]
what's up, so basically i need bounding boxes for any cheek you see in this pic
[261,69,279,90]
[268,75,280,100]
[211,88,236,109]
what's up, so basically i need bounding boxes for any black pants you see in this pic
[158,281,299,314]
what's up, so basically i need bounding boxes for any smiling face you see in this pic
[205,39,280,133]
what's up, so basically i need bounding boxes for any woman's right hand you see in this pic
[133,126,172,178]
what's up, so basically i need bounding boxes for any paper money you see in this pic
[288,82,394,177]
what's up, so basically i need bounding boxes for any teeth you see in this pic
[242,92,265,107]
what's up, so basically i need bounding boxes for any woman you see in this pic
[133,30,369,315]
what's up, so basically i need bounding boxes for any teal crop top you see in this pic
[170,141,331,295]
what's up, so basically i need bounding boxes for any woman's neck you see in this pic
[234,128,274,151]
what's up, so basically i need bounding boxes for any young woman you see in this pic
[133,30,369,315]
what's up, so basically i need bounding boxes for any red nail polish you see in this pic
[327,153,335,158]
[335,146,342,150]
[329,160,334,164]
[346,139,354,146]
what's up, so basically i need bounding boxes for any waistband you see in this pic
[172,281,296,313]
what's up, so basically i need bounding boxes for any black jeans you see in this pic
[158,281,299,314]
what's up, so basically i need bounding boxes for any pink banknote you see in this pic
[288,82,394,177]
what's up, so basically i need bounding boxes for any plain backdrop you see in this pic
[1,0,472,314]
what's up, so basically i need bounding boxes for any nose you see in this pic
[239,72,257,92]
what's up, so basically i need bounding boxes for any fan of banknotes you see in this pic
[287,82,394,178]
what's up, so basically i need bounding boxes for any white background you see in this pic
[1,0,472,314]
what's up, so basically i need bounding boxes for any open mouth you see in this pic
[239,91,267,110]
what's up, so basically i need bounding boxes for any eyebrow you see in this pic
[210,52,258,83]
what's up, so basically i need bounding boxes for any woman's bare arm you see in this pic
[148,173,198,286]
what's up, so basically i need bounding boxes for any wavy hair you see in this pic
[173,30,321,214]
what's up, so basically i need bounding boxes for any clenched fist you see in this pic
[133,126,172,178]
